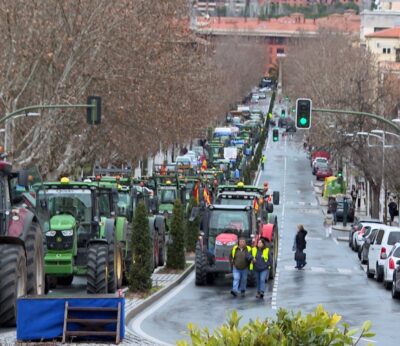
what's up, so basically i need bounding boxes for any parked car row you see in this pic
[310,155,333,181]
[349,218,400,299]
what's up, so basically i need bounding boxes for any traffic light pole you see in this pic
[313,108,400,134]
[1,103,97,155]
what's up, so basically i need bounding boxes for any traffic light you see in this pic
[87,96,102,125]
[296,98,312,129]
[281,109,286,118]
[273,129,279,142]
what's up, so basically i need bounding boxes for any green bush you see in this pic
[177,305,374,346]
[128,201,152,292]
[167,199,186,269]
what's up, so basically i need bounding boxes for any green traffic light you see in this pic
[300,117,307,126]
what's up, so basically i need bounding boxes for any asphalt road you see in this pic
[129,120,400,345]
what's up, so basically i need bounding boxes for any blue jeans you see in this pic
[256,269,268,293]
[232,267,248,293]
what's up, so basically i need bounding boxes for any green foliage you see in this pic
[185,198,200,253]
[177,305,374,346]
[167,199,186,269]
[128,201,152,292]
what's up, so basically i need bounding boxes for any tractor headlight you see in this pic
[226,241,237,246]
[61,230,74,237]
[215,240,223,246]
[46,231,56,237]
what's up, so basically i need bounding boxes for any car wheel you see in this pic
[392,275,400,299]
[376,264,384,283]
[384,280,392,290]
[357,246,362,260]
[366,262,374,279]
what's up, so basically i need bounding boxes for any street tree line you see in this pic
[283,29,400,218]
[0,0,266,178]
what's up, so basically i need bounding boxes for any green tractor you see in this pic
[35,178,128,293]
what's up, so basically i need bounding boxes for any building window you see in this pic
[383,48,387,54]
[383,48,391,54]
[277,48,285,54]
[396,49,400,62]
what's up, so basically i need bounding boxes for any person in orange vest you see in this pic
[160,161,167,175]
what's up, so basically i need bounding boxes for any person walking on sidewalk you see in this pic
[389,198,398,226]
[323,213,333,238]
[329,197,338,225]
[351,185,357,206]
[261,155,266,171]
[293,224,308,269]
[230,237,252,297]
[251,238,271,299]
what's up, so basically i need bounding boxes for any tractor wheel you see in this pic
[57,275,74,286]
[87,244,109,294]
[24,222,45,295]
[0,244,27,327]
[107,231,122,293]
[247,270,256,287]
[195,242,207,286]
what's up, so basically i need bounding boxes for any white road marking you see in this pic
[337,268,352,275]
[333,237,339,245]
[129,273,195,346]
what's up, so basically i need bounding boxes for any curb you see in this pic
[125,263,194,324]
[337,236,348,242]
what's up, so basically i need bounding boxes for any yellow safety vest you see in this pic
[250,247,269,271]
[231,245,251,260]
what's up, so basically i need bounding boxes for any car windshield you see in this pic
[160,188,177,204]
[40,189,92,222]
[387,231,400,245]
[208,210,250,249]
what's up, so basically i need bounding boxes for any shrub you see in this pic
[167,199,186,269]
[177,305,374,346]
[128,201,152,292]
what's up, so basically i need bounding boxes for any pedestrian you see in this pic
[251,238,271,299]
[261,154,266,171]
[388,198,398,225]
[357,184,361,209]
[234,168,240,181]
[293,224,307,269]
[323,213,333,238]
[329,197,338,225]
[350,185,357,205]
[230,237,252,297]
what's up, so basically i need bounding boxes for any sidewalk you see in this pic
[0,261,194,346]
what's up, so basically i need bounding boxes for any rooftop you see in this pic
[365,27,400,39]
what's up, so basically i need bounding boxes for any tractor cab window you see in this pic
[160,189,176,204]
[208,210,249,249]
[44,189,92,223]
[98,191,111,217]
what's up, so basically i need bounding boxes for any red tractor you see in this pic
[0,162,45,326]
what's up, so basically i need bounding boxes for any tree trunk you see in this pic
[370,180,381,220]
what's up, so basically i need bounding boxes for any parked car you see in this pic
[366,226,400,282]
[312,158,328,175]
[349,218,382,249]
[359,228,380,265]
[392,258,400,299]
[335,197,355,223]
[382,242,400,289]
[316,165,333,181]
[354,225,372,253]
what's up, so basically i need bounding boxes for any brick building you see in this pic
[194,12,360,73]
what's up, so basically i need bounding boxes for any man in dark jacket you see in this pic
[230,237,252,297]
[294,224,307,269]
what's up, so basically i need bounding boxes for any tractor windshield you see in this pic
[42,189,92,222]
[208,210,249,249]
[160,188,177,204]
[118,192,130,205]
[218,198,252,206]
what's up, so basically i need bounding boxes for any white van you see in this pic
[366,225,400,282]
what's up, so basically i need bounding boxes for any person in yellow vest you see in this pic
[230,237,252,297]
[252,238,271,299]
